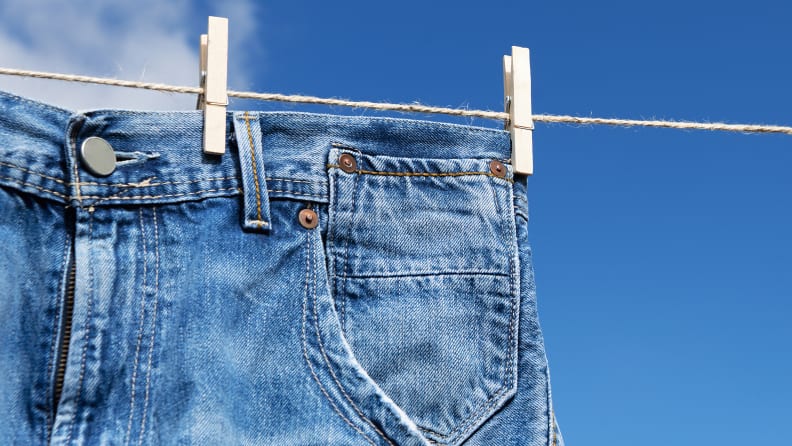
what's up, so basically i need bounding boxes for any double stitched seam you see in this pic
[267,189,325,198]
[333,147,364,333]
[326,165,514,183]
[86,178,156,208]
[80,188,323,202]
[0,160,67,184]
[76,177,322,188]
[416,179,518,442]
[309,229,395,446]
[0,179,248,204]
[235,188,326,199]
[138,207,160,446]
[125,209,149,446]
[340,166,361,333]
[325,175,340,327]
[86,190,136,208]
[66,211,94,444]
[451,178,519,441]
[300,229,377,446]
[0,175,67,199]
[75,176,237,188]
[268,177,323,185]
[45,234,72,443]
[78,187,241,200]
[243,112,265,228]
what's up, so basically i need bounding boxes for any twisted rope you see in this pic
[2,67,791,135]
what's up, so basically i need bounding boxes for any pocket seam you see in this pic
[309,228,399,446]
[299,228,379,446]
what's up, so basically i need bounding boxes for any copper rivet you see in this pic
[298,208,319,229]
[489,160,506,178]
[339,153,357,173]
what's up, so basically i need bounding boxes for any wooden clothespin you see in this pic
[197,16,229,155]
[503,46,533,175]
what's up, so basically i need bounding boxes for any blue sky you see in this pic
[1,1,790,444]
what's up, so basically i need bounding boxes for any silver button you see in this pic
[80,137,116,177]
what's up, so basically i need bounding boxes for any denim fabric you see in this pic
[0,89,564,446]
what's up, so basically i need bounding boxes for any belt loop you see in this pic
[233,111,272,231]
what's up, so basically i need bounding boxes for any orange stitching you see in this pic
[0,175,67,199]
[243,112,264,229]
[0,161,67,184]
[326,164,514,183]
[86,179,154,207]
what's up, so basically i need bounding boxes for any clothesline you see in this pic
[2,66,792,136]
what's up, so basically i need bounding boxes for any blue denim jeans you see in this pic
[0,89,563,445]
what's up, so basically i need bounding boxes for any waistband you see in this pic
[0,89,515,222]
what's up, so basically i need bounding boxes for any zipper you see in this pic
[53,243,76,413]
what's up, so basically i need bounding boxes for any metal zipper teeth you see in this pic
[53,254,76,410]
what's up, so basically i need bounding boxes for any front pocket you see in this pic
[324,148,520,445]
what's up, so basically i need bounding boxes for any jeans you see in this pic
[0,89,564,445]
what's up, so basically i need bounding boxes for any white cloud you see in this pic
[0,0,259,111]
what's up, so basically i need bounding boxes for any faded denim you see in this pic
[0,89,564,445]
